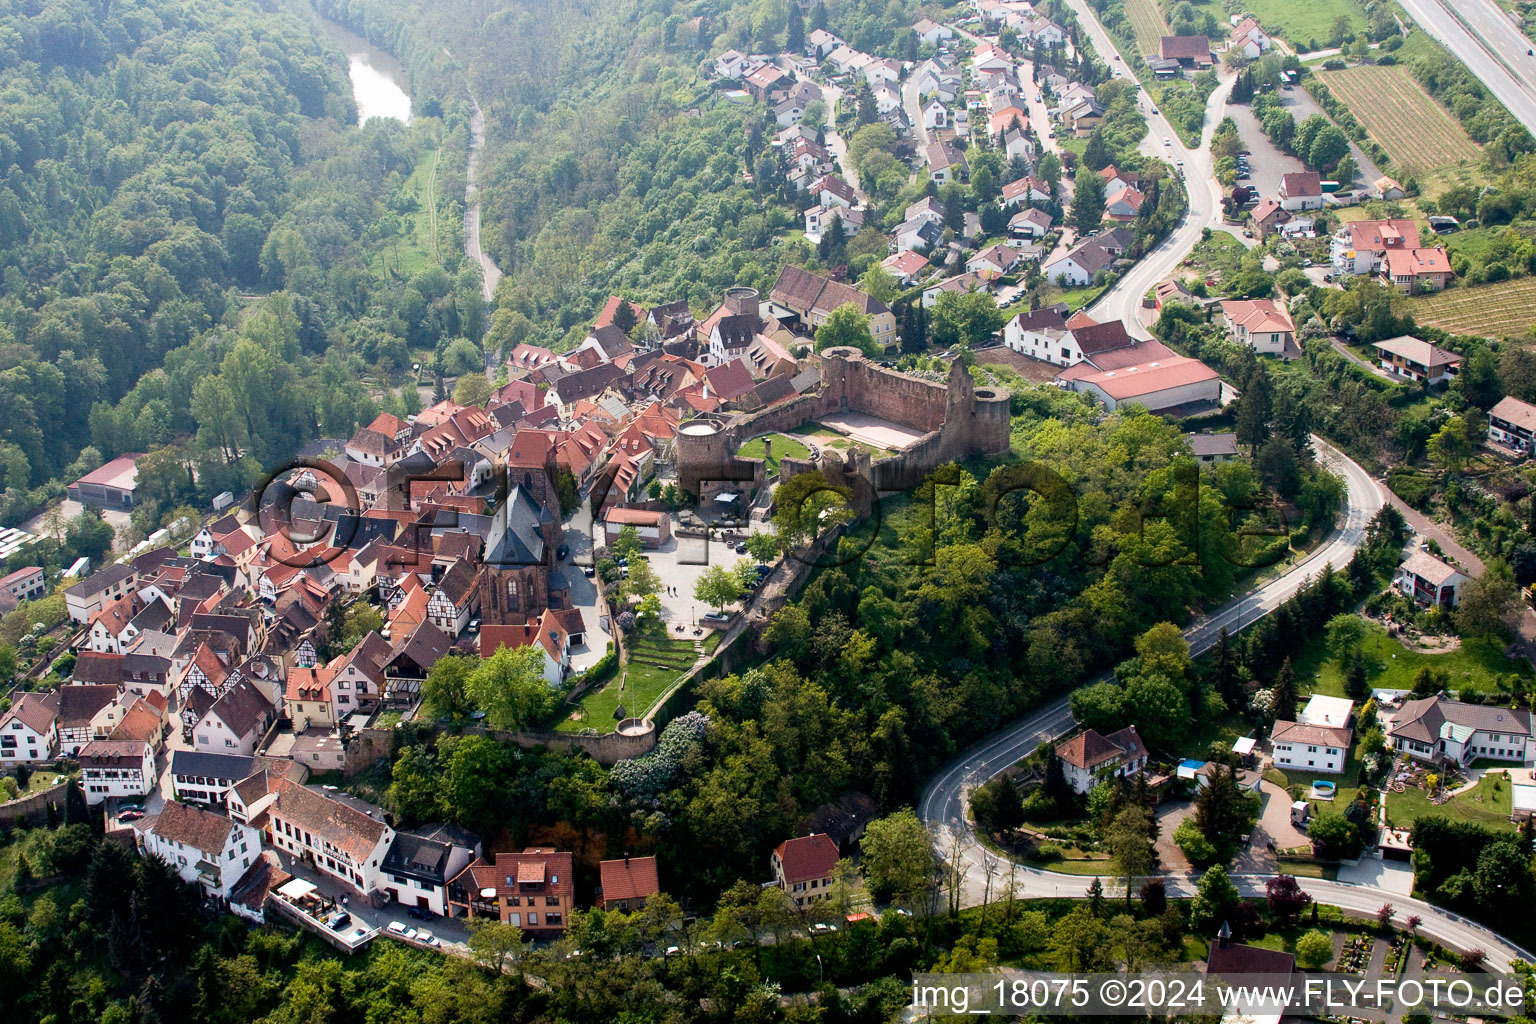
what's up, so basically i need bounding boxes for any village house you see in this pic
[881,250,932,288]
[57,683,124,754]
[1004,308,1137,368]
[1489,395,1536,455]
[1008,207,1053,242]
[1250,199,1291,239]
[1042,237,1118,287]
[912,18,953,46]
[1270,716,1351,774]
[479,608,581,687]
[79,738,156,804]
[599,854,661,911]
[426,557,481,636]
[1002,176,1052,209]
[192,679,275,757]
[1279,172,1325,211]
[1380,247,1453,292]
[1372,336,1461,385]
[769,265,897,345]
[1228,17,1271,58]
[1054,726,1149,794]
[1188,432,1240,464]
[966,242,1018,278]
[1159,34,1212,67]
[137,800,262,899]
[380,826,480,917]
[1220,299,1295,357]
[65,563,140,624]
[806,29,843,58]
[448,848,574,933]
[1387,694,1534,765]
[0,692,58,763]
[771,833,840,908]
[1104,185,1145,221]
[1330,218,1420,276]
[233,774,395,897]
[925,140,968,183]
[0,566,45,612]
[169,750,306,807]
[1395,550,1470,609]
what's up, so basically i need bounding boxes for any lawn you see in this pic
[1408,276,1536,339]
[373,146,443,278]
[1244,0,1363,50]
[1046,282,1106,312]
[788,424,891,457]
[556,630,698,734]
[1291,620,1532,699]
[1384,772,1517,832]
[736,433,812,474]
[1179,710,1253,761]
[1317,64,1480,179]
[1266,741,1365,809]
[1181,229,1247,284]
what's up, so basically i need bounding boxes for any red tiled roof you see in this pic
[774,833,840,884]
[600,856,661,904]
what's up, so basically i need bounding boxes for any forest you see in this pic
[0,0,480,539]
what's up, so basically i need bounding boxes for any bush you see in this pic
[1033,843,1063,862]
[1174,816,1219,866]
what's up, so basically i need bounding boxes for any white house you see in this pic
[806,29,843,58]
[714,49,750,79]
[1009,207,1053,240]
[139,801,262,899]
[425,558,479,637]
[1001,176,1051,209]
[966,242,1017,278]
[1489,396,1536,455]
[1330,218,1420,276]
[1055,726,1149,795]
[1270,720,1351,774]
[922,98,948,129]
[1042,239,1117,288]
[1279,172,1325,212]
[0,692,58,763]
[912,18,953,46]
[379,828,479,917]
[1228,17,1271,58]
[1220,299,1294,357]
[1395,550,1470,609]
[79,739,156,804]
[192,680,274,758]
[1387,695,1534,766]
[232,774,394,896]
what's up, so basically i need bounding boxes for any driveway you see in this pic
[1154,799,1196,874]
[1226,100,1306,202]
[1338,857,1415,896]
[1234,779,1311,873]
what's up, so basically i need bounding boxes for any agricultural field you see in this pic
[1245,0,1363,50]
[1318,64,1481,179]
[1124,0,1170,55]
[1408,276,1536,338]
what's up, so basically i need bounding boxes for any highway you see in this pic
[1397,0,1536,136]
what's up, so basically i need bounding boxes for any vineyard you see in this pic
[1408,276,1536,338]
[1319,64,1481,177]
[1124,0,1170,55]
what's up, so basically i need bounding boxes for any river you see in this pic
[314,16,412,126]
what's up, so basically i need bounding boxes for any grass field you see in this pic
[1318,64,1480,178]
[1385,772,1517,832]
[1183,229,1247,283]
[1245,0,1363,50]
[1408,276,1536,338]
[736,433,812,474]
[1123,0,1170,55]
[1290,620,1533,699]
[375,147,442,278]
[557,630,698,733]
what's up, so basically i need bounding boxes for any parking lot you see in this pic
[631,525,776,627]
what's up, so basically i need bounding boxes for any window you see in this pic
[508,913,520,926]
[528,913,538,925]
[545,895,559,906]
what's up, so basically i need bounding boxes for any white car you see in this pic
[1163,137,1172,146]
[387,921,407,935]
[416,929,440,946]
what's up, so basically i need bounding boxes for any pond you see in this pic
[313,14,411,126]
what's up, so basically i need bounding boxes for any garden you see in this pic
[1384,768,1517,832]
[556,627,699,734]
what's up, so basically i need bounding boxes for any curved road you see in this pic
[917,427,1534,966]
[464,96,503,302]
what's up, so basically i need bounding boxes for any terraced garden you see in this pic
[1318,64,1480,178]
[557,630,699,733]
[1408,277,1536,338]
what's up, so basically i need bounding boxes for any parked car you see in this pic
[735,542,747,554]
[702,612,731,624]
[328,912,352,931]
[1163,137,1171,146]
[118,809,145,822]
[408,906,433,921]
[388,921,409,936]
[416,929,439,946]
[556,544,569,560]
[582,565,595,577]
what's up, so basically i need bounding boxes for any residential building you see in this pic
[57,683,124,754]
[912,18,953,46]
[1220,299,1294,356]
[479,607,579,687]
[925,140,968,183]
[68,453,141,508]
[65,563,140,624]
[966,242,1017,278]
[1372,336,1461,384]
[0,566,45,611]
[448,848,574,933]
[1188,432,1239,463]
[285,665,336,732]
[1001,176,1051,209]
[380,827,480,916]
[1269,720,1351,773]
[1489,395,1536,454]
[881,250,931,288]
[1228,17,1271,57]
[1387,694,1534,765]
[1054,726,1149,794]
[1330,218,1419,275]
[426,557,480,636]
[1042,238,1118,287]
[1251,199,1291,239]
[1279,172,1324,211]
[138,801,262,899]
[1380,247,1453,292]
[1395,550,1470,609]
[0,692,59,763]
[235,775,394,896]
[1003,308,1136,367]
[79,739,155,804]
[192,680,274,757]
[1009,207,1053,241]
[1104,185,1145,221]
[599,854,661,911]
[768,265,896,345]
[771,833,840,908]
[170,749,265,806]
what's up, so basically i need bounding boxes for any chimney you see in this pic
[624,852,630,866]
[1218,921,1232,948]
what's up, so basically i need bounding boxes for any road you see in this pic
[1056,0,1232,337]
[464,96,503,302]
[910,442,1536,970]
[901,74,930,149]
[1397,0,1536,136]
